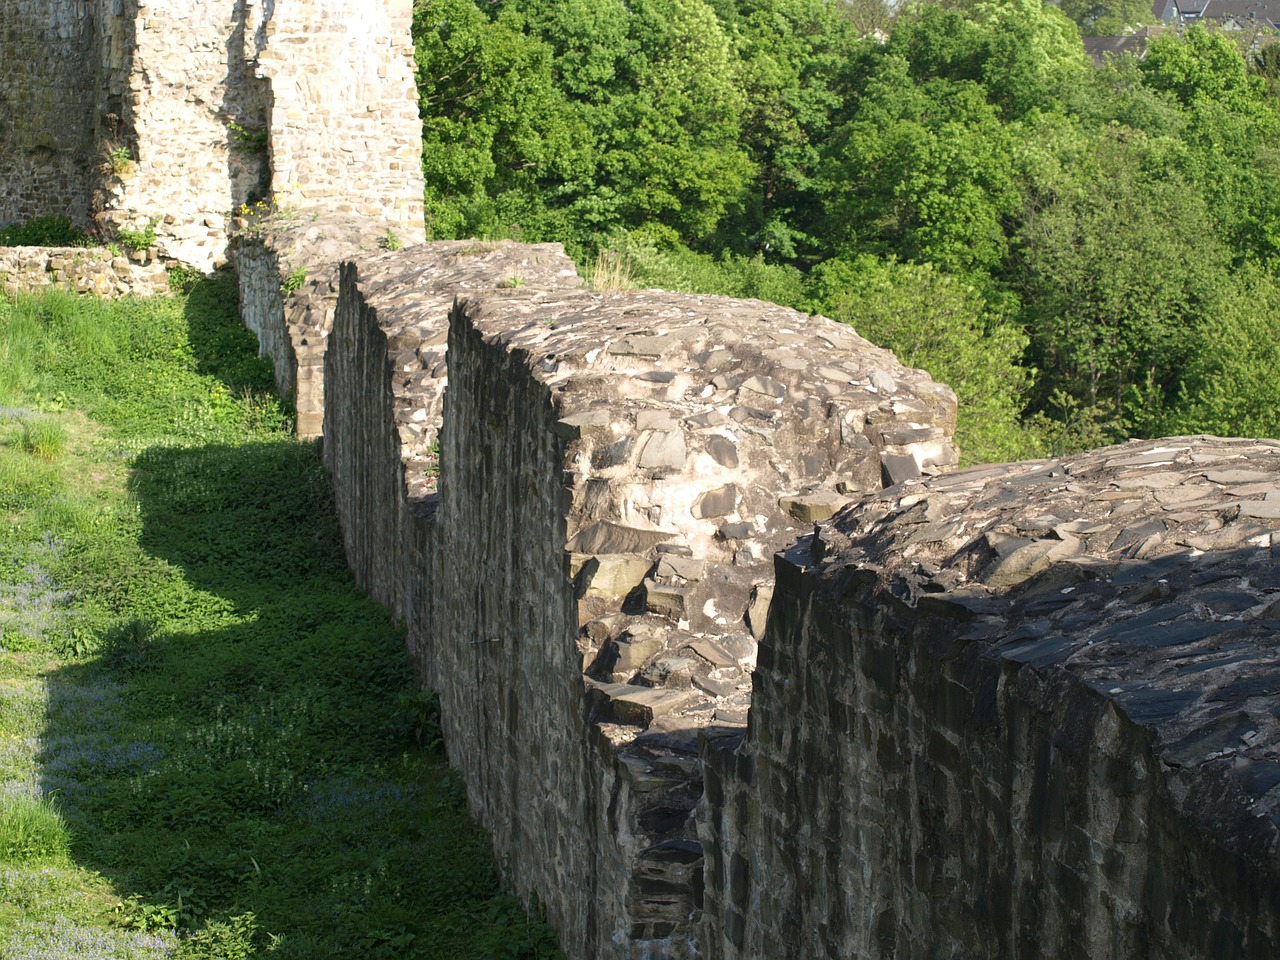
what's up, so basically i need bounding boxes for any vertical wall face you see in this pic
[0,0,99,225]
[103,0,270,269]
[253,0,427,243]
[425,309,602,951]
[703,442,1280,960]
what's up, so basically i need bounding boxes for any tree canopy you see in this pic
[411,0,1280,463]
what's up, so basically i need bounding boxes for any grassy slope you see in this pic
[0,276,561,959]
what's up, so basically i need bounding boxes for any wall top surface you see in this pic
[815,435,1280,871]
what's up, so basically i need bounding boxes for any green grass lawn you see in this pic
[0,275,562,959]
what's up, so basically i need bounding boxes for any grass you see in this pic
[0,277,563,958]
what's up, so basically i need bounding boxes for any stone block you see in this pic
[578,554,653,599]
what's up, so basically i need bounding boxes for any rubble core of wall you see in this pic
[0,0,99,227]
[0,245,171,298]
[703,437,1280,960]
[319,242,958,959]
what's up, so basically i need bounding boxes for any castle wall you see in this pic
[251,0,426,243]
[2,0,424,273]
[703,442,1280,960]
[318,242,959,959]
[101,0,270,271]
[0,0,100,226]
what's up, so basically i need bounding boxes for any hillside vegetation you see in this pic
[412,0,1280,463]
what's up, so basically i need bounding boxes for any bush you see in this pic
[0,216,92,248]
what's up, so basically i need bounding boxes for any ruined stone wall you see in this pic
[0,244,170,298]
[232,216,400,438]
[249,0,426,244]
[703,441,1280,960]
[0,0,99,226]
[319,242,958,959]
[102,0,270,271]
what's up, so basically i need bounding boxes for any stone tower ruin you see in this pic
[0,0,426,271]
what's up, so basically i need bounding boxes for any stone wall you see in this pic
[307,243,1280,959]
[702,439,1280,960]
[1,0,424,273]
[232,215,402,438]
[0,245,170,298]
[0,0,100,226]
[250,0,426,244]
[319,243,958,959]
[100,0,270,271]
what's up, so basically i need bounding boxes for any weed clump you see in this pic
[19,417,67,462]
[0,795,71,865]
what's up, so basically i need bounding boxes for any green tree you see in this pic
[1172,265,1280,440]
[412,0,587,240]
[1015,130,1228,437]
[1140,25,1255,109]
[604,0,755,243]
[1058,0,1154,36]
[819,55,1024,275]
[804,255,1037,464]
[725,0,866,256]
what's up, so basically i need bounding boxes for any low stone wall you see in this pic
[319,242,957,958]
[702,439,1280,959]
[0,245,170,298]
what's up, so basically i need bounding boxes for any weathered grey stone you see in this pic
[881,451,922,486]
[645,580,690,620]
[609,335,673,357]
[558,410,614,439]
[779,491,850,523]
[578,555,653,599]
[655,555,706,582]
[610,636,667,676]
[706,437,739,468]
[690,639,737,667]
[567,521,675,556]
[745,584,773,642]
[704,436,1280,960]
[693,484,738,519]
[639,431,688,469]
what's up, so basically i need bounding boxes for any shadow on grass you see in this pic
[37,438,559,958]
[179,272,289,424]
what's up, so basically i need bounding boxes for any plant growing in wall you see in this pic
[280,267,307,295]
[115,218,160,253]
[227,121,269,152]
[98,137,136,178]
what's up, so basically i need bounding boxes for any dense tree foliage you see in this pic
[411,1,1280,463]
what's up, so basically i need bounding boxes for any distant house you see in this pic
[1083,26,1167,63]
[1153,0,1280,30]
